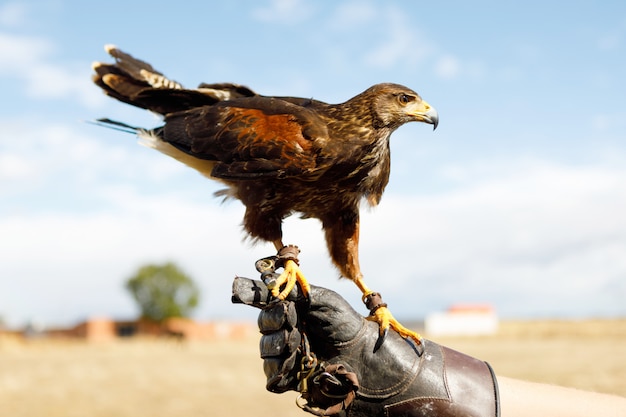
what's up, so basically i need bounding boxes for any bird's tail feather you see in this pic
[89,118,142,135]
[92,45,257,115]
[92,44,193,115]
[103,44,183,90]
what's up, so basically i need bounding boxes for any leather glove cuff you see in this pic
[342,334,500,417]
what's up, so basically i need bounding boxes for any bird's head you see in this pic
[367,83,439,131]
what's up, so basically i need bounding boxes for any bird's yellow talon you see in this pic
[366,306,390,336]
[271,259,310,300]
[367,305,422,345]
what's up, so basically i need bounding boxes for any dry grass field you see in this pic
[1,319,625,417]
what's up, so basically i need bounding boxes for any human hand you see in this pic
[232,276,499,417]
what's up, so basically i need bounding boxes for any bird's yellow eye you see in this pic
[398,94,413,105]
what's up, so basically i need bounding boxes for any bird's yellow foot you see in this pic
[256,245,311,300]
[272,258,311,299]
[363,292,422,346]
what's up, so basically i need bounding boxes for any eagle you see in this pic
[92,45,438,344]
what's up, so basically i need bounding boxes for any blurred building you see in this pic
[425,304,498,337]
[41,317,256,342]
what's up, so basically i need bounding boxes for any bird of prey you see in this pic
[92,45,438,344]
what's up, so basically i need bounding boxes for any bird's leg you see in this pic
[324,212,422,347]
[268,241,311,300]
[354,277,423,347]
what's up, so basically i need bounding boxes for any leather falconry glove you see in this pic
[232,276,500,417]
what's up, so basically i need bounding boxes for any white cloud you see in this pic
[0,2,29,28]
[431,54,489,82]
[0,153,34,181]
[328,2,376,30]
[251,0,315,24]
[0,119,192,201]
[0,118,270,327]
[362,6,435,70]
[2,133,625,327]
[357,5,472,82]
[0,180,349,327]
[358,159,626,317]
[591,111,626,132]
[598,34,620,50]
[0,32,51,70]
[434,55,460,80]
[0,32,105,108]
[597,18,626,51]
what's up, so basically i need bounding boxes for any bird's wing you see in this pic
[161,96,331,180]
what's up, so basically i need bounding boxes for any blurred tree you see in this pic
[125,262,200,322]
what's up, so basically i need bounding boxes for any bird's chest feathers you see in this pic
[320,128,392,205]
[354,136,391,204]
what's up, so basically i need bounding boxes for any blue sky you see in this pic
[1,0,625,328]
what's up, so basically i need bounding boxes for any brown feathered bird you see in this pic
[92,45,438,343]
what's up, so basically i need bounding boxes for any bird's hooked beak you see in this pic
[411,100,439,130]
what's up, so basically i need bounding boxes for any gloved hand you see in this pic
[232,276,500,417]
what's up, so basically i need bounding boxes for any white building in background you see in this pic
[425,304,498,337]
